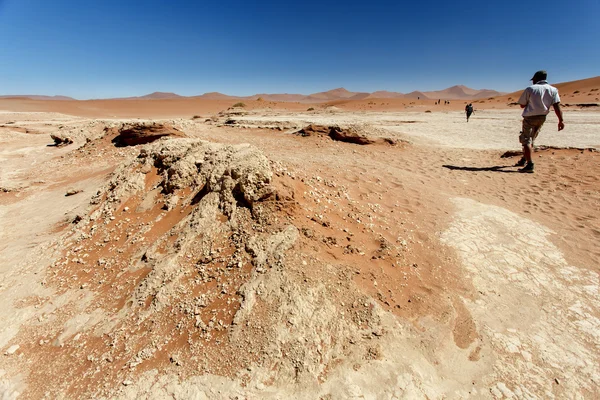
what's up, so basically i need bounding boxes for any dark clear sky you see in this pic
[0,0,598,99]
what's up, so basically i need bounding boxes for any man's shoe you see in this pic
[518,162,534,173]
[515,157,527,167]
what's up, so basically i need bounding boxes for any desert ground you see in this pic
[0,88,599,399]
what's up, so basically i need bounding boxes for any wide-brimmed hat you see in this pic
[531,70,547,81]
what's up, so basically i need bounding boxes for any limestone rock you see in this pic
[50,133,74,146]
[296,124,379,145]
[65,188,82,196]
[109,123,185,147]
[297,124,330,137]
[328,126,376,145]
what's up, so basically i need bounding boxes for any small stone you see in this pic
[123,380,133,386]
[496,382,514,398]
[65,189,82,196]
[51,134,73,146]
[490,386,502,399]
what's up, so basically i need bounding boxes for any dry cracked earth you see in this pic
[0,108,599,399]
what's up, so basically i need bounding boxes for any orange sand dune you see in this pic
[424,85,504,100]
[0,98,310,119]
[496,76,600,105]
[1,76,597,119]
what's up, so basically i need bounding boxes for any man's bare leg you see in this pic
[523,143,533,163]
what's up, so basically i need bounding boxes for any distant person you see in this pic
[465,103,474,121]
[516,70,564,173]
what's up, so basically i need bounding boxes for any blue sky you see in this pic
[0,0,598,99]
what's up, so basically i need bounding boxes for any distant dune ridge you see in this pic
[0,95,75,100]
[497,76,600,101]
[3,76,599,103]
[0,86,505,102]
[404,91,428,99]
[134,92,183,100]
[424,85,504,100]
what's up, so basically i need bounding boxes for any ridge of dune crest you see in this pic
[3,76,597,104]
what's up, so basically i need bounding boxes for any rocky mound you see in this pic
[50,133,74,146]
[329,126,376,145]
[109,122,185,147]
[217,107,248,118]
[296,124,330,137]
[297,124,397,145]
[44,120,108,146]
[24,138,387,399]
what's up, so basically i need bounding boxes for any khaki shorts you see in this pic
[520,115,546,146]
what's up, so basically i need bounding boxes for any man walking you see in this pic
[516,70,564,173]
[465,103,474,122]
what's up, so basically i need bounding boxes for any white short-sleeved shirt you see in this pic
[518,80,561,117]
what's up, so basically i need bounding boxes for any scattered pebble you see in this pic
[65,189,82,196]
[5,345,19,355]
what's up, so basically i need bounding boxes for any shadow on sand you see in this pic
[442,165,519,173]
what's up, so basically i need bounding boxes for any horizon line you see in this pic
[2,74,598,101]
[0,83,509,101]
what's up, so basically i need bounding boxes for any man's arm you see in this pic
[553,103,564,131]
[518,88,529,108]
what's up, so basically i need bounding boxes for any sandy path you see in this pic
[382,110,600,149]
[230,109,600,150]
